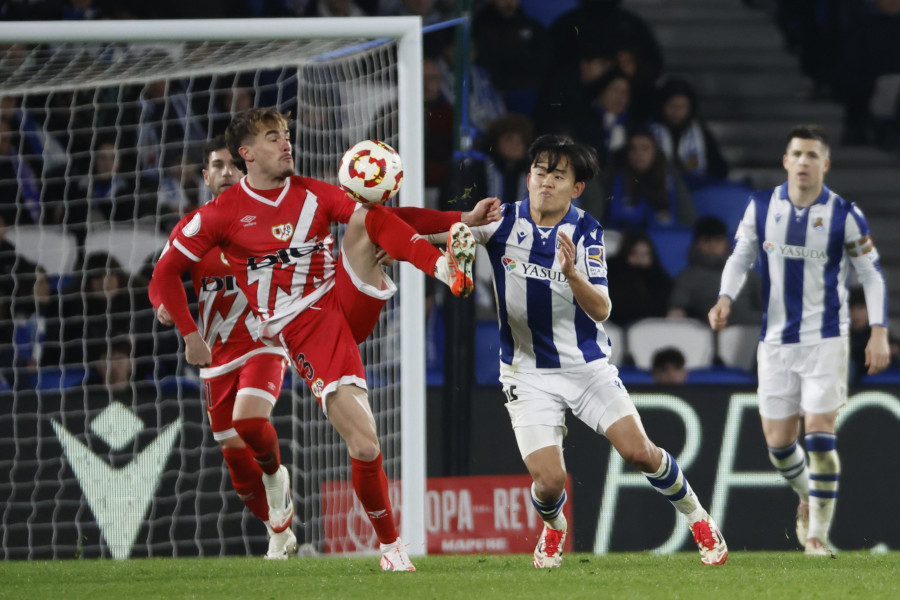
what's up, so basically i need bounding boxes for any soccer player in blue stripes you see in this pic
[708,124,890,556]
[461,134,727,567]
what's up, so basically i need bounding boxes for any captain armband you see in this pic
[845,235,875,258]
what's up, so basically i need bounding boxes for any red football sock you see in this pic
[365,204,441,276]
[351,454,398,545]
[233,417,281,475]
[222,445,269,522]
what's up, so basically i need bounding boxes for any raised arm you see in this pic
[558,231,610,322]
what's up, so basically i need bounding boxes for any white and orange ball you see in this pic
[338,140,404,204]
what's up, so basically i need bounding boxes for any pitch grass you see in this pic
[1,552,898,600]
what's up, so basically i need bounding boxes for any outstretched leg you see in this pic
[606,415,728,565]
[342,204,474,297]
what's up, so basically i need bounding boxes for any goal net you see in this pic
[0,17,426,560]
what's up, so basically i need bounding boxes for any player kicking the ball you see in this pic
[152,108,500,571]
[150,136,295,559]
[453,135,727,567]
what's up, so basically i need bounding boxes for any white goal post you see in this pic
[0,17,426,559]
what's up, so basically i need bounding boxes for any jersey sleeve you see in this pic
[845,203,889,326]
[147,221,182,309]
[387,206,463,234]
[151,203,229,336]
[577,226,607,286]
[719,199,759,300]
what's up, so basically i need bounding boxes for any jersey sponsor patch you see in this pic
[183,213,201,237]
[763,241,828,261]
[586,245,604,277]
[502,256,568,283]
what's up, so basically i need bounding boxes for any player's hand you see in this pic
[184,331,212,366]
[865,326,891,375]
[375,246,394,267]
[462,197,501,226]
[557,231,577,277]
[156,304,174,326]
[707,297,732,331]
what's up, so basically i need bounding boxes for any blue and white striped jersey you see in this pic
[720,183,888,345]
[469,199,613,372]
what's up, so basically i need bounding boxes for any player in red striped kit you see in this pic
[151,108,500,570]
[149,136,296,559]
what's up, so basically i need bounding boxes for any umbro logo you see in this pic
[367,509,388,519]
[241,215,257,227]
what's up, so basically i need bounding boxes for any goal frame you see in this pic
[0,16,427,555]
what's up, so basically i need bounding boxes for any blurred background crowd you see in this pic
[2,0,900,393]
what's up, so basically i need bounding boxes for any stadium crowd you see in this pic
[1,0,899,392]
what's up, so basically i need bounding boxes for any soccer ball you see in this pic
[338,140,404,204]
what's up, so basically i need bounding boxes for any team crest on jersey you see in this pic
[813,217,824,231]
[271,223,294,241]
[183,213,201,237]
[311,378,324,398]
[586,245,604,277]
[502,257,517,271]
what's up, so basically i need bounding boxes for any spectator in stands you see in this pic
[86,336,134,394]
[423,56,454,207]
[548,0,663,90]
[43,252,155,377]
[156,155,201,230]
[475,113,534,205]
[650,77,729,190]
[472,0,551,96]
[302,0,366,16]
[596,126,694,231]
[606,230,673,327]
[586,68,633,163]
[0,117,41,226]
[54,139,137,246]
[135,79,206,176]
[532,44,617,154]
[651,347,688,384]
[833,0,900,146]
[668,216,762,325]
[433,30,507,140]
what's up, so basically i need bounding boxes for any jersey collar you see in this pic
[240,175,291,207]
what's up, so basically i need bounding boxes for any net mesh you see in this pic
[0,30,406,559]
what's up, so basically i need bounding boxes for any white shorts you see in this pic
[500,360,638,459]
[756,337,849,420]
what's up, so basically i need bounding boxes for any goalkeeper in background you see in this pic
[149,136,296,559]
[708,124,890,555]
[151,108,500,571]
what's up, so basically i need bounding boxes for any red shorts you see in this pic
[277,255,394,406]
[203,352,288,440]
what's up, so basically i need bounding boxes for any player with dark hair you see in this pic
[151,108,500,571]
[150,135,296,559]
[709,124,890,556]
[459,134,727,568]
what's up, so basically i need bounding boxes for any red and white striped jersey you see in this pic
[169,175,357,338]
[151,210,286,374]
